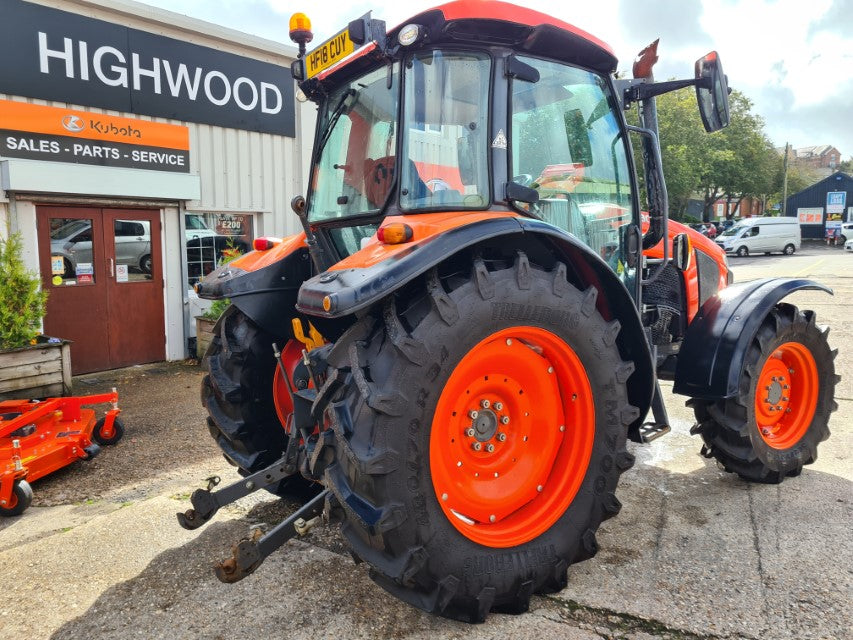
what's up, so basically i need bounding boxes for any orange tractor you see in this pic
[180,1,837,621]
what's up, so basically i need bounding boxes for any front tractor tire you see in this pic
[326,255,638,622]
[201,306,317,498]
[690,303,837,483]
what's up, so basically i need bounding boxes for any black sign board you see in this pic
[0,0,295,137]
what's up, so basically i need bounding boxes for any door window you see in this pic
[401,50,491,210]
[49,217,96,286]
[509,56,634,275]
[112,219,152,282]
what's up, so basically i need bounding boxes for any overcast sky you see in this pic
[143,0,852,159]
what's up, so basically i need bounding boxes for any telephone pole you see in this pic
[781,142,790,217]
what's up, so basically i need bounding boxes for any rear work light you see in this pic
[377,223,414,245]
[253,237,280,251]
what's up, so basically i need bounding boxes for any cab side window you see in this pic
[749,227,759,237]
[509,56,634,274]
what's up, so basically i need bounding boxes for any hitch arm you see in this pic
[215,489,329,583]
[176,456,296,530]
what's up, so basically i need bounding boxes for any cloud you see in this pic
[616,0,711,49]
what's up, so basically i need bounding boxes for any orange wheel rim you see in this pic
[272,340,303,427]
[430,326,595,548]
[754,341,818,449]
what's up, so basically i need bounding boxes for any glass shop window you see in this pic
[185,213,254,289]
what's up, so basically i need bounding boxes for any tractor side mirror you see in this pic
[672,232,693,272]
[694,52,730,133]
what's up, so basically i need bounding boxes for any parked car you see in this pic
[837,222,853,245]
[689,222,717,238]
[716,217,801,256]
[845,237,853,252]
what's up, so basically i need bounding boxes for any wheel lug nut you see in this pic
[486,444,495,453]
[762,428,771,435]
[469,410,479,419]
[788,368,794,374]
[472,442,482,451]
[481,399,491,409]
[494,402,503,411]
[786,409,791,413]
[537,485,543,492]
[783,385,789,390]
[497,432,507,442]
[775,406,782,411]
[765,386,771,391]
[772,376,777,382]
[782,397,789,402]
[501,416,510,425]
[465,428,475,437]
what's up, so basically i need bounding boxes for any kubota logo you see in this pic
[62,115,85,133]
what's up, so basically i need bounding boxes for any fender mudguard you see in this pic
[672,277,833,399]
[195,236,311,338]
[297,217,655,430]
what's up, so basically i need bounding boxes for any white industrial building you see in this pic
[0,0,312,373]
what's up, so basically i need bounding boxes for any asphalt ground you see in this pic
[1,241,850,640]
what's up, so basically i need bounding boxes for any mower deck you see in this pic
[0,390,123,516]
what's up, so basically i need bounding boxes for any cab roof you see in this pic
[316,0,618,87]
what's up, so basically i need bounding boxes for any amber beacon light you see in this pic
[289,13,313,48]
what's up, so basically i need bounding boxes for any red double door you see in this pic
[37,206,165,374]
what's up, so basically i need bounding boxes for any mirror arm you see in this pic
[621,78,700,107]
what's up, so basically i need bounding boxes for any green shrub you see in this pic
[0,234,48,349]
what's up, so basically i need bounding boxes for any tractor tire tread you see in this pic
[325,255,635,621]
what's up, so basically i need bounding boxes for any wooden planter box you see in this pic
[195,316,217,362]
[0,340,72,400]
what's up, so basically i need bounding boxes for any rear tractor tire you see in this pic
[326,254,638,622]
[690,303,837,483]
[201,306,319,499]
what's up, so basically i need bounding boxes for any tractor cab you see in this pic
[289,2,728,301]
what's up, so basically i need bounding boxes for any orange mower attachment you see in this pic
[0,390,124,516]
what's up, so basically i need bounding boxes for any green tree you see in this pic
[0,233,48,349]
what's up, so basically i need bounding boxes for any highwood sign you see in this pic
[0,100,190,173]
[0,0,295,137]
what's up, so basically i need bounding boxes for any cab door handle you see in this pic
[108,258,114,277]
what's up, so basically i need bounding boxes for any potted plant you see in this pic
[194,241,243,360]
[0,233,71,399]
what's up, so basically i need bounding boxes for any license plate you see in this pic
[305,27,355,79]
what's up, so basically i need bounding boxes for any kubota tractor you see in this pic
[180,2,838,622]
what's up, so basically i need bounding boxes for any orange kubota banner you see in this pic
[0,99,190,172]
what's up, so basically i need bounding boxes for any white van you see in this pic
[716,217,801,257]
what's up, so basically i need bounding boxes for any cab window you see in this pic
[400,50,491,210]
[510,56,634,274]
